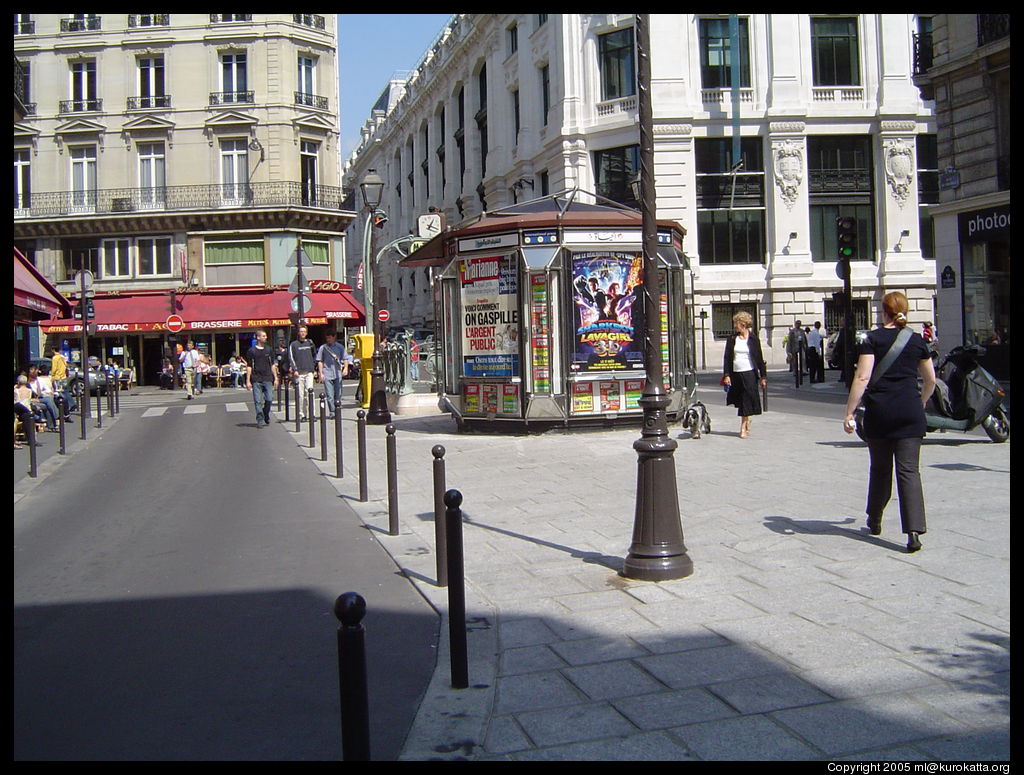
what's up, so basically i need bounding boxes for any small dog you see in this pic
[681,401,711,439]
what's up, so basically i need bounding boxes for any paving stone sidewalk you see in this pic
[283,397,1010,761]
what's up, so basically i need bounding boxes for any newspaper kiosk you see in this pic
[404,194,697,430]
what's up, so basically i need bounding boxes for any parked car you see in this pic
[825,330,869,369]
[66,364,110,396]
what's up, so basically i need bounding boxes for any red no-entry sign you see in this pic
[377,309,390,322]
[166,314,185,332]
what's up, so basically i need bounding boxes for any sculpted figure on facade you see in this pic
[772,139,803,210]
[884,137,915,208]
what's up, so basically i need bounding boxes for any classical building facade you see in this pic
[912,13,1010,379]
[14,13,359,383]
[343,13,937,368]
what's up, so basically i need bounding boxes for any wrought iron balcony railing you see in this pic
[210,14,251,23]
[59,98,103,114]
[15,19,35,34]
[209,91,254,105]
[15,182,347,219]
[61,16,101,32]
[977,14,1010,47]
[913,32,934,76]
[127,95,172,110]
[294,91,328,110]
[293,13,325,30]
[128,14,170,27]
[808,168,873,194]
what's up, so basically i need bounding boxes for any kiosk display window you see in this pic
[569,252,645,373]
[459,254,519,378]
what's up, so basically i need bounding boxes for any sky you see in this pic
[337,14,454,163]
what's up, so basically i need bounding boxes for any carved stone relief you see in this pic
[883,137,915,208]
[772,139,803,210]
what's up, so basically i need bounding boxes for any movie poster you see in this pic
[460,255,519,377]
[570,252,646,373]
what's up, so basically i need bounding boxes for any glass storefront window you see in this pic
[963,241,1010,346]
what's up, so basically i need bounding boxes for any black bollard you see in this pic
[444,489,469,689]
[107,378,115,418]
[386,424,398,536]
[80,385,87,441]
[320,395,328,461]
[276,380,281,413]
[763,377,768,412]
[308,388,316,448]
[335,406,344,479]
[356,409,368,502]
[96,386,103,428]
[334,592,371,762]
[284,378,290,422]
[25,413,38,478]
[56,395,67,455]
[294,379,302,433]
[432,445,448,587]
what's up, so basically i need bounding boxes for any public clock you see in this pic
[417,212,443,239]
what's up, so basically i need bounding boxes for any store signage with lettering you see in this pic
[457,232,519,253]
[308,279,353,292]
[941,265,956,289]
[958,205,1010,242]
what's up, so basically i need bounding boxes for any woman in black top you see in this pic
[722,311,767,438]
[844,292,937,553]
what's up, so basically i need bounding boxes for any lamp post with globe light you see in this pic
[359,169,392,424]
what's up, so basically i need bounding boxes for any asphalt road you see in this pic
[14,390,439,761]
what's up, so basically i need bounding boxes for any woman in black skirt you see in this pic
[722,311,767,438]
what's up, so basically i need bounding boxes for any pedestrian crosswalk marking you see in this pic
[226,403,248,412]
[183,404,207,414]
[141,407,168,417]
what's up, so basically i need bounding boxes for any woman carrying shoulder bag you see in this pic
[844,291,937,553]
[722,311,767,439]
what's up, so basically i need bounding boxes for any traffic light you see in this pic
[836,216,858,261]
[372,212,388,229]
[168,289,177,314]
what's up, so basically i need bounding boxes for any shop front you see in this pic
[406,197,697,430]
[39,285,364,385]
[14,247,71,371]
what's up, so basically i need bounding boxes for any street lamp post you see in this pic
[360,169,391,425]
[622,14,693,582]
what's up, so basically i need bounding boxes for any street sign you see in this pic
[288,276,311,293]
[166,314,185,332]
[291,294,312,313]
[377,309,390,322]
[285,249,314,268]
[73,270,94,290]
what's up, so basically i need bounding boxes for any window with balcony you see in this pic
[913,15,934,77]
[102,239,132,278]
[695,137,766,265]
[300,140,318,206]
[219,139,250,205]
[296,55,327,109]
[15,148,31,213]
[536,14,548,29]
[133,56,169,110]
[210,14,250,23]
[698,17,751,89]
[61,14,101,32]
[455,87,466,180]
[214,53,252,105]
[138,142,166,209]
[137,237,173,276]
[436,105,447,195]
[598,27,635,101]
[593,144,639,208]
[129,14,170,27]
[65,60,100,113]
[70,146,97,212]
[421,124,430,198]
[293,14,325,30]
[17,59,34,116]
[476,65,488,176]
[540,64,550,126]
[512,88,520,144]
[507,24,518,57]
[811,17,861,86]
[808,135,874,262]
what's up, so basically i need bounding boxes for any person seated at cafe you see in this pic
[159,358,175,390]
[29,365,60,432]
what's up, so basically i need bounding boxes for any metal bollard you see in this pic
[444,489,468,688]
[276,380,281,413]
[294,379,302,433]
[432,445,448,587]
[320,395,328,461]
[335,406,344,479]
[334,592,371,762]
[284,378,290,421]
[96,386,103,428]
[386,424,398,536]
[356,409,368,502]
[107,378,115,418]
[80,386,87,441]
[56,395,67,455]
[25,413,38,478]
[308,387,316,448]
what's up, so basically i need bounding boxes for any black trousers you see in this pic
[807,348,825,382]
[866,437,927,534]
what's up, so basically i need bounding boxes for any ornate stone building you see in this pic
[344,13,937,367]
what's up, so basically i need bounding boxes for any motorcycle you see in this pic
[855,343,1009,443]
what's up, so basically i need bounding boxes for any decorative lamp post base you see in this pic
[366,351,391,425]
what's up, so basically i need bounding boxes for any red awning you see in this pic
[39,288,365,334]
[14,248,71,320]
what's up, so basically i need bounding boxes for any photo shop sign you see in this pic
[459,254,520,377]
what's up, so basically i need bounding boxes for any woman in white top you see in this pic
[721,311,768,439]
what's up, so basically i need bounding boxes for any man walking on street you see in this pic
[787,320,807,380]
[180,340,201,400]
[246,329,279,428]
[807,321,826,383]
[317,330,349,419]
[289,325,317,420]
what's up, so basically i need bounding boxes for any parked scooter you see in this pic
[855,343,1009,442]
